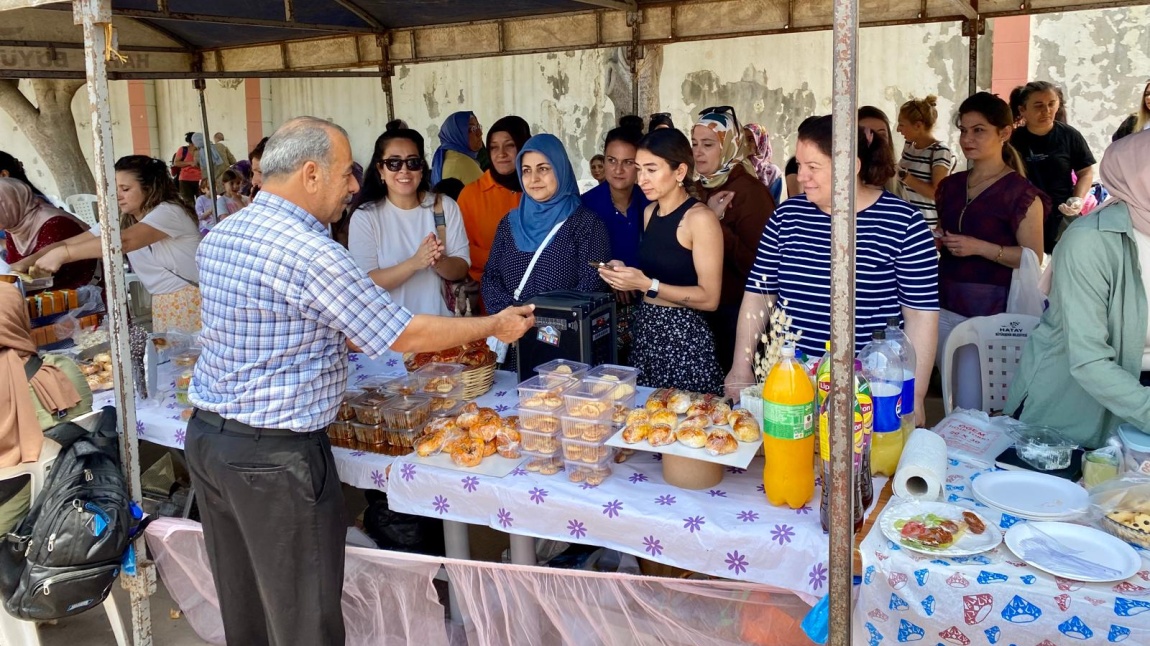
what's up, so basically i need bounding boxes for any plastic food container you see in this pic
[561,437,614,463]
[1118,423,1150,475]
[521,453,563,475]
[349,392,395,425]
[518,375,576,411]
[327,420,355,442]
[336,390,362,421]
[1009,424,1078,471]
[584,365,639,403]
[380,395,432,429]
[565,450,617,484]
[428,396,464,417]
[517,408,562,433]
[379,374,421,396]
[562,382,614,419]
[519,428,561,454]
[388,427,421,450]
[535,359,590,384]
[358,376,396,394]
[351,421,387,445]
[413,363,465,398]
[560,415,613,442]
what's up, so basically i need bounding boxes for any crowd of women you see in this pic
[0,77,1148,452]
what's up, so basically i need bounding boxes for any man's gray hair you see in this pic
[259,116,349,180]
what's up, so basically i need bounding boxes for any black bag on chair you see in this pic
[0,407,146,621]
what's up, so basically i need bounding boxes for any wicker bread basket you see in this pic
[460,350,498,399]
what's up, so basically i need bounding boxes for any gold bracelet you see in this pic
[994,245,1004,263]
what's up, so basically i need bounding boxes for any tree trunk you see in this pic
[0,79,95,198]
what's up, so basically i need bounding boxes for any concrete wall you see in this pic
[0,7,1145,198]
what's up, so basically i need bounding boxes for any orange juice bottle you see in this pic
[762,344,816,508]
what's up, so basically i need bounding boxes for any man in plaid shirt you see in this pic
[186,116,534,646]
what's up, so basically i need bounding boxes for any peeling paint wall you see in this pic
[1030,6,1150,170]
[0,8,1146,198]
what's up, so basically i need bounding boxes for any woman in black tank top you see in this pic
[597,129,726,394]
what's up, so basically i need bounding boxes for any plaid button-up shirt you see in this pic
[189,192,412,432]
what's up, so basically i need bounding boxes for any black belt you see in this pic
[191,409,313,438]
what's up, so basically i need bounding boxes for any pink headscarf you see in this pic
[743,124,782,189]
[0,178,85,256]
[1100,129,1150,235]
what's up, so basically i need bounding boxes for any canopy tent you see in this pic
[1,1,1146,645]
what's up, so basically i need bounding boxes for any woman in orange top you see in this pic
[456,116,532,295]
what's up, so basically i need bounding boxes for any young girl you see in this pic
[193,178,219,232]
[895,95,956,229]
[218,169,248,219]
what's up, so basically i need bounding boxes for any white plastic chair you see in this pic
[940,313,1040,415]
[63,195,99,229]
[0,411,129,646]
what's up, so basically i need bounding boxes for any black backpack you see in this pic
[0,406,146,621]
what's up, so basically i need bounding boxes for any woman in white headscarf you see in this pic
[1006,130,1150,449]
[191,132,227,186]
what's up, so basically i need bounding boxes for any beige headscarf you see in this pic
[0,178,86,256]
[0,283,81,467]
[1100,128,1150,235]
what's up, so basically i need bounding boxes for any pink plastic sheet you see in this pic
[145,518,814,646]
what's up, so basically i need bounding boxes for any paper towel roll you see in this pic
[893,428,948,501]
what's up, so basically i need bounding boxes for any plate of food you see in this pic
[879,500,1001,556]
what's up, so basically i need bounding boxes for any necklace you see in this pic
[957,167,1009,231]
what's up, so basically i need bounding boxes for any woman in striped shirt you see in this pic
[726,115,939,425]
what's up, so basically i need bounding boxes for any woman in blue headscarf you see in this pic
[431,111,484,186]
[481,134,611,316]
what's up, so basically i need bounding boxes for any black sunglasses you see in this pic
[381,158,423,172]
[699,105,737,120]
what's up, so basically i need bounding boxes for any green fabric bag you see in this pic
[29,354,93,430]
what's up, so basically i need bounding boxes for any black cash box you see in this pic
[515,291,617,382]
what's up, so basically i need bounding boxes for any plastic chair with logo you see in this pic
[940,313,1040,416]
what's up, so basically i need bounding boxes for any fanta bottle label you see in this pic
[763,401,814,441]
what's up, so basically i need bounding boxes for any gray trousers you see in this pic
[185,412,346,646]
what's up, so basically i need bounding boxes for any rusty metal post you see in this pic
[377,33,394,122]
[627,10,641,116]
[963,18,984,97]
[195,78,219,225]
[73,0,156,644]
[828,0,859,643]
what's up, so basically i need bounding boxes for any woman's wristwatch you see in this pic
[897,168,909,181]
[646,279,660,298]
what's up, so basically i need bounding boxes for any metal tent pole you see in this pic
[73,0,155,644]
[828,0,859,642]
[195,78,218,225]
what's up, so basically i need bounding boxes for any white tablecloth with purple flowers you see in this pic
[386,445,847,598]
[854,458,1150,645]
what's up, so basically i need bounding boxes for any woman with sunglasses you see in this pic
[431,111,484,187]
[348,125,471,316]
[690,106,776,374]
[727,116,939,426]
[482,134,609,318]
[598,128,725,394]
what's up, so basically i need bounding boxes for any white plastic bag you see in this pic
[1006,247,1045,317]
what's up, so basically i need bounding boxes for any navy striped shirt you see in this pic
[746,192,939,358]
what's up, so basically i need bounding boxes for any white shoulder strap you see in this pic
[513,220,565,302]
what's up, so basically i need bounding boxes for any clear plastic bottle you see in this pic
[818,366,868,533]
[885,317,918,435]
[859,330,905,477]
[854,361,874,509]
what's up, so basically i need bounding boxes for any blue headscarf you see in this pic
[430,111,478,185]
[507,134,581,252]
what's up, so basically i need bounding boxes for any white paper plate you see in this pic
[879,500,1002,556]
[972,489,1085,522]
[1005,522,1141,583]
[409,452,524,478]
[971,471,1089,520]
[604,427,762,469]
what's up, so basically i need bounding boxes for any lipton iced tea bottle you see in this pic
[818,389,864,533]
[854,360,875,509]
[761,344,816,508]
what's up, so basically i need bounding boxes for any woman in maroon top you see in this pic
[0,178,96,290]
[936,92,1049,408]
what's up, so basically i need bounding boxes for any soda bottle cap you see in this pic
[781,344,796,358]
[872,329,886,341]
[824,341,831,351]
[886,316,899,327]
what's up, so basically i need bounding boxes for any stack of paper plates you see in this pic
[971,471,1089,521]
